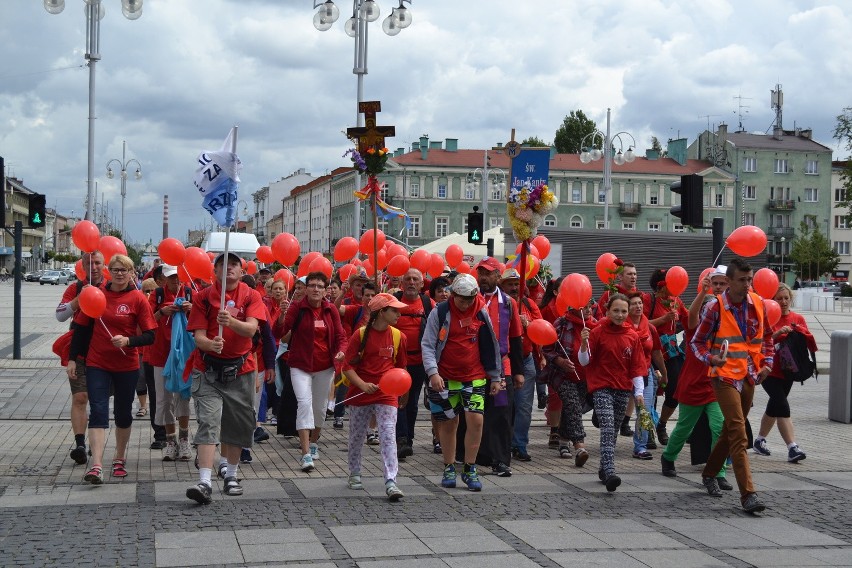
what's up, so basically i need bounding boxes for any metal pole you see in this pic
[481,151,489,229]
[120,140,126,237]
[602,108,612,229]
[712,217,724,266]
[353,0,367,237]
[85,0,101,221]
[13,221,22,359]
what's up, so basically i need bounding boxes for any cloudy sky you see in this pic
[1,0,850,245]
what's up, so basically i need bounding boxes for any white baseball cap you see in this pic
[710,265,727,279]
[161,264,178,277]
[451,273,479,297]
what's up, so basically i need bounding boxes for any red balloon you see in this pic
[665,266,689,297]
[697,267,714,292]
[374,249,388,270]
[456,261,471,275]
[532,235,551,259]
[298,251,322,277]
[359,229,386,256]
[764,299,782,327]
[178,264,193,284]
[362,258,376,277]
[71,220,100,253]
[333,236,359,262]
[158,238,186,266]
[184,247,212,279]
[515,242,541,259]
[246,260,257,275]
[524,255,540,280]
[753,268,780,300]
[387,255,410,277]
[556,292,571,315]
[429,253,445,278]
[445,244,464,269]
[527,319,558,345]
[271,233,300,266]
[338,263,357,282]
[274,269,294,291]
[595,252,618,285]
[256,245,274,264]
[102,266,111,281]
[379,368,412,396]
[559,273,593,309]
[308,256,333,279]
[410,249,431,273]
[387,244,407,259]
[726,225,767,257]
[207,251,216,261]
[78,286,107,318]
[74,260,87,281]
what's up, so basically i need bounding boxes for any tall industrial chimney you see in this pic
[163,194,169,239]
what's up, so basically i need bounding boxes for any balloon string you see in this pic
[180,265,199,292]
[581,309,587,329]
[334,391,365,407]
[712,244,727,268]
[98,318,127,355]
[555,341,582,382]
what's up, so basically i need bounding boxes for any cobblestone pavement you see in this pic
[1,283,851,567]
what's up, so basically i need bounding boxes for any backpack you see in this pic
[393,291,433,347]
[776,330,818,383]
[337,325,402,388]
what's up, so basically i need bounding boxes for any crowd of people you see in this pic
[53,249,818,513]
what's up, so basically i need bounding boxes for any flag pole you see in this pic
[218,125,238,337]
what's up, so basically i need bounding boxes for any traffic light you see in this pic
[28,193,46,228]
[669,174,704,228]
[467,211,484,244]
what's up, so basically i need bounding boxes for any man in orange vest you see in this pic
[690,258,774,513]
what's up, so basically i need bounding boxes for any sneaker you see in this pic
[397,437,413,459]
[433,439,442,454]
[347,473,363,490]
[717,476,733,491]
[742,493,766,513]
[598,468,606,482]
[268,416,277,425]
[217,462,228,479]
[223,476,243,496]
[366,430,379,445]
[83,465,103,485]
[632,451,653,460]
[441,464,457,488]
[605,474,621,492]
[491,462,512,477]
[385,480,405,501]
[661,455,677,477]
[178,438,192,461]
[70,445,87,465]
[253,426,269,443]
[753,438,771,456]
[558,445,572,459]
[548,429,560,447]
[702,476,722,497]
[512,447,532,462]
[240,448,253,464]
[309,443,320,461]
[574,448,589,468]
[150,440,167,450]
[333,417,344,429]
[300,454,314,472]
[619,421,633,437]
[186,482,212,505]
[162,440,178,462]
[788,445,807,463]
[462,465,482,491]
[656,423,669,445]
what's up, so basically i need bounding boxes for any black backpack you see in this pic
[776,330,818,383]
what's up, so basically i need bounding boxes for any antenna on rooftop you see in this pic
[771,83,783,130]
[733,93,751,131]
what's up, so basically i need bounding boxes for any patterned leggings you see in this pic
[593,388,630,478]
[347,404,399,482]
[556,380,586,443]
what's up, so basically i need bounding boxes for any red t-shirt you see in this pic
[629,314,662,371]
[584,318,645,393]
[343,326,408,407]
[186,282,266,375]
[675,325,716,406]
[74,284,157,372]
[437,296,488,382]
[540,299,560,325]
[518,298,543,357]
[341,304,371,337]
[394,294,435,366]
[644,294,688,359]
[310,305,333,372]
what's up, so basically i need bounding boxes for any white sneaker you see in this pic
[162,440,178,462]
[309,443,320,460]
[178,438,192,461]
[300,454,314,472]
[348,473,363,490]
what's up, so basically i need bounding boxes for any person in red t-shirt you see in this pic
[342,293,409,500]
[67,254,156,484]
[255,268,272,297]
[332,280,377,428]
[185,252,266,504]
[55,250,105,465]
[579,293,646,492]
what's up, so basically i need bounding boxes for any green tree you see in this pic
[521,136,548,147]
[789,222,840,280]
[834,107,852,219]
[553,110,598,154]
[650,136,663,152]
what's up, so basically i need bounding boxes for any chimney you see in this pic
[445,138,458,152]
[163,194,169,239]
[773,126,783,140]
[429,140,442,150]
[645,149,659,160]
[718,122,728,145]
[412,142,420,151]
[420,135,429,160]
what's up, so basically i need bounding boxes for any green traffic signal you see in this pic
[28,194,46,228]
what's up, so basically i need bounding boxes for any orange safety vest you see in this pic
[709,291,765,379]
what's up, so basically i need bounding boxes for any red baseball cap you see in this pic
[475,256,501,272]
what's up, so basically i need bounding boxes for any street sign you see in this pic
[509,148,551,195]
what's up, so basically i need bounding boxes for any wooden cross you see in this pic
[346,101,395,153]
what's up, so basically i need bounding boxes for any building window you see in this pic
[464,184,475,200]
[376,220,388,234]
[804,188,818,202]
[649,189,658,205]
[598,190,606,204]
[804,215,817,229]
[544,214,557,227]
[489,217,503,229]
[435,216,448,238]
[570,215,582,228]
[715,193,724,207]
[836,242,851,255]
[624,188,634,204]
[622,222,635,231]
[774,159,789,174]
[596,221,606,230]
[673,223,684,233]
[835,216,849,229]
[572,188,581,203]
[408,216,421,238]
[770,186,791,200]
[462,218,468,234]
[743,185,756,199]
[490,186,504,201]
[805,160,819,175]
[743,213,755,225]
[648,222,660,231]
[409,183,420,198]
[379,184,390,201]
[437,183,447,199]
[743,157,757,172]
[837,187,849,202]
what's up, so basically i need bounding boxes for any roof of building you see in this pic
[725,131,831,152]
[289,166,350,197]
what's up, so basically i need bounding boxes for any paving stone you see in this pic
[234,527,317,545]
[496,519,608,550]
[593,530,687,549]
[751,472,828,491]
[554,472,697,493]
[331,523,417,542]
[796,471,852,490]
[546,550,647,567]
[653,518,752,548]
[627,548,733,567]
[484,473,568,494]
[722,547,833,566]
[406,521,494,538]
[156,530,238,549]
[241,541,329,563]
[357,559,449,568]
[66,483,137,504]
[156,546,244,567]
[723,517,848,547]
[568,519,655,533]
[155,480,287,503]
[443,552,543,568]
[338,538,431,559]
[421,534,514,554]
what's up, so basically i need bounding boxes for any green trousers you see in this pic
[661,401,727,478]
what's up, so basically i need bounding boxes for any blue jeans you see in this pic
[633,367,656,453]
[512,354,537,452]
[87,366,138,429]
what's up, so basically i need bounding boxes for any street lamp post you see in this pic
[780,236,786,284]
[44,0,143,222]
[312,0,413,237]
[106,140,142,237]
[465,151,506,231]
[578,108,636,229]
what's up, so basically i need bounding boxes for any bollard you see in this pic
[829,330,852,423]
